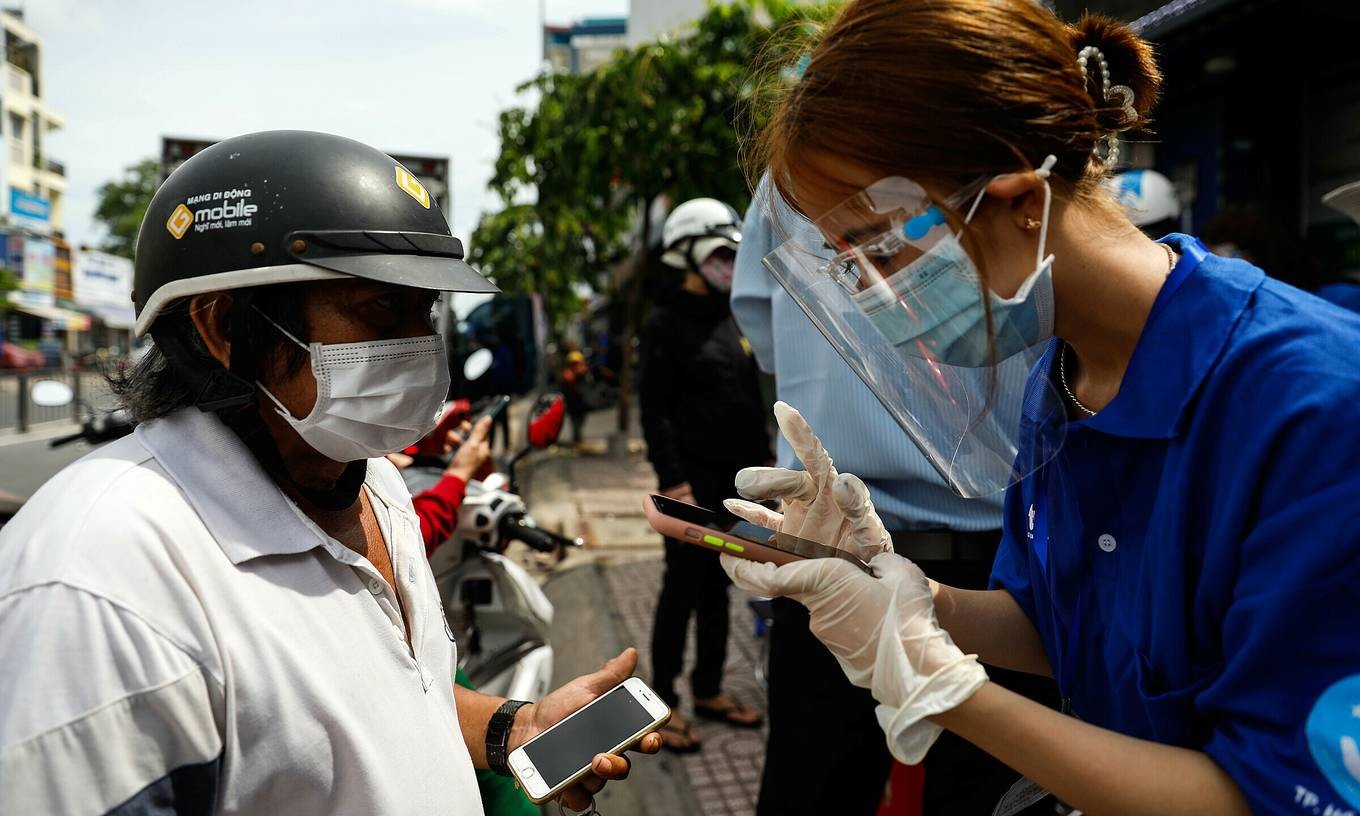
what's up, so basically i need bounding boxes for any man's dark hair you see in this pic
[109,284,311,423]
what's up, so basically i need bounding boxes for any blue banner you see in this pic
[10,188,51,222]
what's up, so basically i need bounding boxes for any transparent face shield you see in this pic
[760,175,1067,499]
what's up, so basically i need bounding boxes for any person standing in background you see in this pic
[561,350,591,446]
[640,197,772,752]
[731,175,1057,815]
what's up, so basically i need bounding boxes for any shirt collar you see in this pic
[136,408,396,564]
[1036,235,1264,440]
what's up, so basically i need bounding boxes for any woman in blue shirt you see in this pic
[720,2,1360,814]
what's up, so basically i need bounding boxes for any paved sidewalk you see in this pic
[522,407,769,816]
[605,559,769,816]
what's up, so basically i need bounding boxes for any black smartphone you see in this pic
[472,395,510,426]
[644,494,874,574]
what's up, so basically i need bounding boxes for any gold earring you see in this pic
[1024,217,1042,231]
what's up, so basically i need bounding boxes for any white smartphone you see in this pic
[508,676,670,804]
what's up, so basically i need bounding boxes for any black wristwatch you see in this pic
[486,699,531,776]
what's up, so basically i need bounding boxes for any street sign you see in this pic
[9,187,51,235]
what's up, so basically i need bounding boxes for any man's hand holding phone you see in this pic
[444,416,493,483]
[509,648,663,809]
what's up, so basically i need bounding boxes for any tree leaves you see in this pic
[94,158,159,260]
[469,0,839,332]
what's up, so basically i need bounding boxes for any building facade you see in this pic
[0,9,87,360]
[2,10,65,236]
[543,16,627,75]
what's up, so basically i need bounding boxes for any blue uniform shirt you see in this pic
[989,235,1360,814]
[1315,280,1360,314]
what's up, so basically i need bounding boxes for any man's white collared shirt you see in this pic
[0,408,483,814]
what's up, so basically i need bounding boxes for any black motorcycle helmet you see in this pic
[133,130,497,412]
[135,129,495,331]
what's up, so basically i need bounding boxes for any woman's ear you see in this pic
[984,172,1048,230]
[188,292,234,368]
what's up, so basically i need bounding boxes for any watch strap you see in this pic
[486,699,530,776]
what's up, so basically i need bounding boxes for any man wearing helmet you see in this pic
[0,131,657,815]
[640,198,772,751]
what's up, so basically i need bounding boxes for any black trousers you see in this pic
[649,465,742,708]
[567,410,587,444]
[758,596,890,816]
[757,533,1060,816]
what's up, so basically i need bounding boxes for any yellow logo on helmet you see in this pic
[395,166,430,209]
[166,203,194,239]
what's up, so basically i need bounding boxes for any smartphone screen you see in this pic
[649,495,872,572]
[521,685,656,791]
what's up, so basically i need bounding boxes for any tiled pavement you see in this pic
[605,560,769,816]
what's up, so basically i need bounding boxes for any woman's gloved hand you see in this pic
[722,401,892,563]
[722,551,986,764]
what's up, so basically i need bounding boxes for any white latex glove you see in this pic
[724,401,892,563]
[722,551,987,764]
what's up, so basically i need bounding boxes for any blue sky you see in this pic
[31,0,627,249]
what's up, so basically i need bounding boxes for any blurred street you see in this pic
[0,371,117,497]
[0,423,90,497]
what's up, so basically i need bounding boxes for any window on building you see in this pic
[9,112,25,166]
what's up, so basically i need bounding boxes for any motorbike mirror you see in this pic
[30,379,74,408]
[526,392,566,449]
[463,348,494,381]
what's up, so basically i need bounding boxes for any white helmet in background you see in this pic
[661,197,742,270]
[1106,169,1180,229]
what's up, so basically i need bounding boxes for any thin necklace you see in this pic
[1058,344,1097,417]
[1059,243,1177,418]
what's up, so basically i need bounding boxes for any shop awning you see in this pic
[86,303,137,330]
[9,301,91,331]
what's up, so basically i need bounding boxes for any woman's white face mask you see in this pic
[255,308,451,462]
[699,251,736,292]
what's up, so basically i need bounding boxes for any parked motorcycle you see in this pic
[402,354,581,701]
[25,378,136,451]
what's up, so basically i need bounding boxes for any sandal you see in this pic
[693,697,764,729]
[658,718,702,753]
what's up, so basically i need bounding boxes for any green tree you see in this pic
[472,0,836,427]
[94,158,160,259]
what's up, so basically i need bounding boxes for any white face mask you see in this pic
[255,309,451,462]
[699,253,736,292]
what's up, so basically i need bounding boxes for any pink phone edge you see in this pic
[641,494,804,567]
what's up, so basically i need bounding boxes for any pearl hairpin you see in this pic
[1077,46,1136,170]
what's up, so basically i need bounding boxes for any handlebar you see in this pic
[46,409,136,449]
[48,431,86,448]
[497,513,584,554]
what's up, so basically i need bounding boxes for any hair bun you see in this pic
[1067,14,1162,134]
